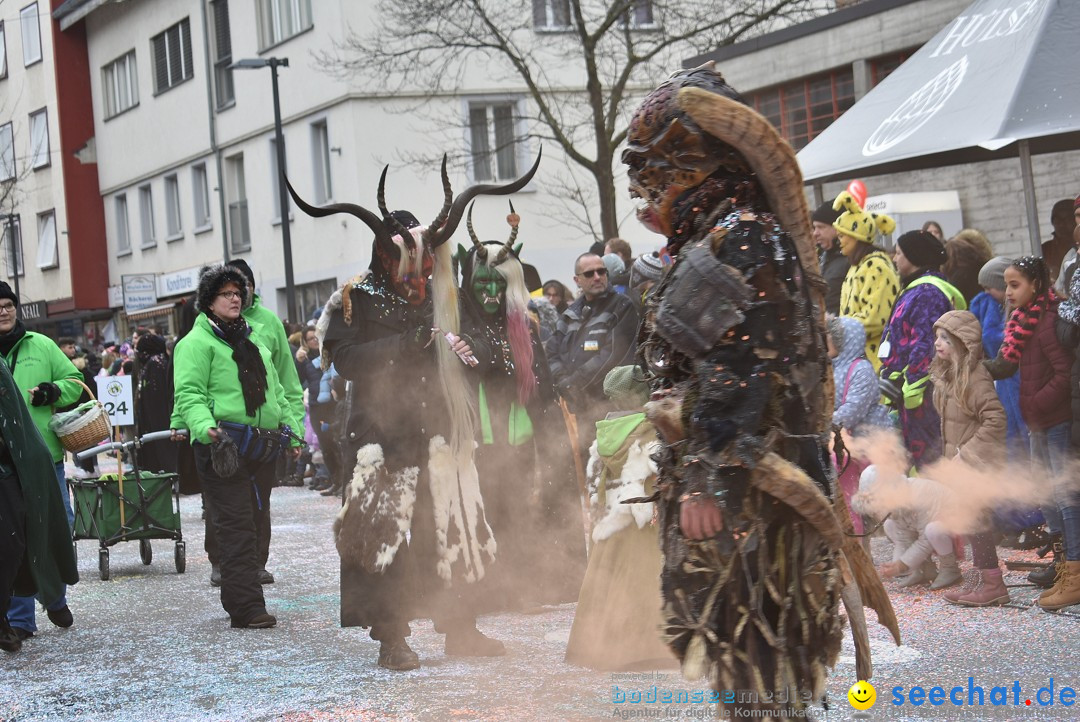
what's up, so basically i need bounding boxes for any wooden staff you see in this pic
[558,398,591,551]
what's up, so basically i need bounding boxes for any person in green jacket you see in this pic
[0,351,79,653]
[172,265,301,629]
[0,281,82,641]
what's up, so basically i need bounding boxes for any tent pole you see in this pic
[1019,140,1042,256]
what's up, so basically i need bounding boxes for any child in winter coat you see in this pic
[827,316,893,532]
[984,256,1079,610]
[930,311,1007,603]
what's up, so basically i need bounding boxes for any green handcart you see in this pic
[71,430,186,581]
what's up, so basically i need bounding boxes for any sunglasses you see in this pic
[579,268,608,279]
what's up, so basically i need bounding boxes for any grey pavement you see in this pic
[2,486,1078,721]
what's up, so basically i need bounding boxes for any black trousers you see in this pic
[203,464,273,569]
[193,444,272,624]
[0,470,27,624]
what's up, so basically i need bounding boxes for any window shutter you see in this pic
[493,105,516,179]
[213,1,232,60]
[153,34,168,92]
[532,0,546,27]
[553,0,571,27]
[469,106,492,182]
[181,19,193,80]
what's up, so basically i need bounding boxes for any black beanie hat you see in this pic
[897,230,947,269]
[196,264,249,312]
[0,281,16,308]
[812,200,842,226]
[226,258,256,289]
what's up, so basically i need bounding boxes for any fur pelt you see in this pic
[333,444,418,573]
[316,271,368,369]
[590,439,659,542]
[427,435,496,584]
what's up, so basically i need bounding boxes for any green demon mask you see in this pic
[471,263,508,315]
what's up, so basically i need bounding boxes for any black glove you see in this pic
[30,381,62,407]
[878,376,902,408]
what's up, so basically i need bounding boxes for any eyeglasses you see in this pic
[0,303,16,315]
[216,291,242,300]
[579,268,608,279]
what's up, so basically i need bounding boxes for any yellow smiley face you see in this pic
[848,680,876,710]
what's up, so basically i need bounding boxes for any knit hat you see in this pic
[630,251,664,290]
[896,230,946,269]
[0,281,17,308]
[603,365,649,408]
[812,200,842,226]
[978,255,1013,292]
[226,258,255,289]
[832,190,896,243]
[196,264,249,312]
[602,252,625,278]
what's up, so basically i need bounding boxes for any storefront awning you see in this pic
[125,302,179,321]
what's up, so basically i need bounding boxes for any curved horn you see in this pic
[376,165,417,251]
[285,175,392,250]
[465,202,488,260]
[494,200,520,264]
[427,146,542,248]
[426,155,454,241]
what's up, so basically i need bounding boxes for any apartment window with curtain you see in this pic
[311,120,332,203]
[211,0,234,109]
[28,108,49,169]
[164,174,183,239]
[1,22,8,80]
[468,100,521,183]
[226,154,250,252]
[103,50,139,118]
[151,18,193,94]
[115,194,131,255]
[257,0,313,50]
[0,122,13,181]
[532,0,571,30]
[192,163,212,230]
[20,3,41,67]
[139,184,156,248]
[2,216,22,277]
[36,210,57,270]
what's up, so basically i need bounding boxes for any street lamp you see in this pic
[1,214,19,313]
[229,56,298,322]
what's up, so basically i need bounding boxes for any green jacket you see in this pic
[172,314,301,445]
[2,330,85,462]
[0,356,79,602]
[245,295,304,430]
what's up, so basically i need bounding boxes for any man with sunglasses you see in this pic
[547,253,638,447]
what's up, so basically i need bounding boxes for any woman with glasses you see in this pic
[171,265,302,629]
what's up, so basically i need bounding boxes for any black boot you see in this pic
[378,638,420,670]
[444,626,506,657]
[1029,535,1064,588]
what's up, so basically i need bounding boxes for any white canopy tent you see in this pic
[796,0,1080,254]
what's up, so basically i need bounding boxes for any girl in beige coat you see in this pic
[931,310,1009,605]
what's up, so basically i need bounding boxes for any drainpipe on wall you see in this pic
[199,0,230,262]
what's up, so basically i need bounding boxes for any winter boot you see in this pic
[949,568,1010,606]
[929,554,963,590]
[898,560,937,588]
[1028,536,1064,588]
[444,626,506,657]
[1038,561,1080,611]
[378,638,420,671]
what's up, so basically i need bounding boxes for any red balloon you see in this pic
[847,179,867,207]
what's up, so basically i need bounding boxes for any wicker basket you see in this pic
[50,379,113,453]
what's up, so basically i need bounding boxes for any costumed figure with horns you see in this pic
[623,64,898,717]
[455,204,586,611]
[287,155,539,671]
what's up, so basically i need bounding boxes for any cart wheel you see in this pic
[99,549,110,581]
[139,539,152,566]
[175,541,186,574]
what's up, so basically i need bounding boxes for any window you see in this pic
[28,108,49,169]
[20,3,41,67]
[226,154,249,252]
[749,69,855,150]
[211,0,234,108]
[36,210,57,269]
[468,100,521,182]
[115,194,131,255]
[257,0,312,50]
[138,184,156,248]
[269,138,291,222]
[1,22,8,80]
[532,0,571,30]
[619,0,655,28]
[278,278,336,322]
[871,50,913,87]
[151,18,193,94]
[102,50,139,118]
[2,216,22,277]
[192,163,212,230]
[164,174,182,239]
[0,122,13,181]
[311,120,332,203]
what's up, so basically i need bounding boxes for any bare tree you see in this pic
[320,0,828,241]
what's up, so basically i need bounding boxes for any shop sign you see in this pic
[122,274,158,314]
